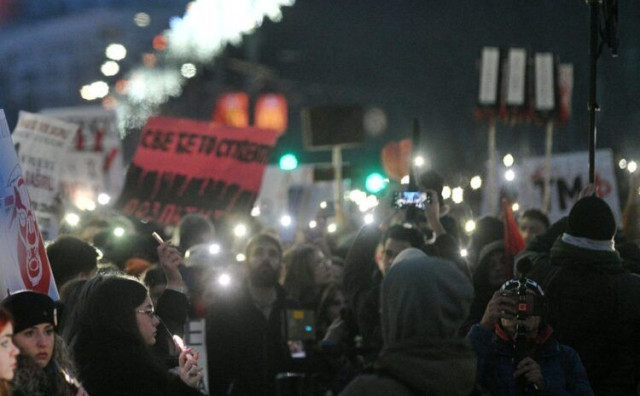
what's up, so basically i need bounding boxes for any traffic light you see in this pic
[279,153,298,171]
[365,172,386,194]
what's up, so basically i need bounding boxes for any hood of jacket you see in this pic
[550,238,624,274]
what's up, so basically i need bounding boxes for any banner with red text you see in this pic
[115,116,280,226]
[12,112,77,240]
[0,110,59,300]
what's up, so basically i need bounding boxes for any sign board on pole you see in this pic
[0,110,59,300]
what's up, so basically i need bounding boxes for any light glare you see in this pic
[465,220,476,233]
[470,176,482,190]
[280,215,292,227]
[327,223,337,233]
[209,244,221,255]
[503,154,515,167]
[442,186,452,200]
[452,187,464,204]
[505,169,516,181]
[234,224,248,237]
[105,44,127,61]
[97,193,111,205]
[64,213,80,227]
[628,161,637,173]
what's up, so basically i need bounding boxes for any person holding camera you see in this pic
[467,277,593,396]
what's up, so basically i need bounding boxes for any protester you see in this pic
[141,264,167,307]
[466,215,504,274]
[518,192,640,396]
[1,291,85,396]
[339,248,476,396]
[280,243,332,310]
[46,236,99,290]
[518,208,550,246]
[468,277,593,395]
[0,308,19,395]
[172,213,216,253]
[70,274,203,396]
[344,224,424,353]
[206,233,300,396]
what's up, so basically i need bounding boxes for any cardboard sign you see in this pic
[0,110,59,300]
[115,116,280,225]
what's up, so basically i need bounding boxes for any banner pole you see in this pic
[543,120,554,213]
[332,145,344,227]
[488,118,498,215]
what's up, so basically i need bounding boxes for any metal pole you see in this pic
[332,145,344,226]
[488,118,498,215]
[543,120,554,213]
[588,0,600,184]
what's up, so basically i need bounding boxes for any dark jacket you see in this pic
[517,220,640,396]
[468,324,593,396]
[206,283,299,396]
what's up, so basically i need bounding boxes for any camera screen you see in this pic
[392,191,430,209]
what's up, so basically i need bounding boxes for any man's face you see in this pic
[518,217,547,244]
[378,238,412,276]
[246,241,281,288]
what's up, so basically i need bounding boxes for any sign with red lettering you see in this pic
[11,112,77,240]
[0,110,59,300]
[115,116,280,226]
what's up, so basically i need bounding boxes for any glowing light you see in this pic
[97,193,111,206]
[503,154,514,167]
[327,223,337,233]
[113,227,125,237]
[505,169,516,181]
[251,206,261,217]
[218,273,231,287]
[64,213,80,227]
[233,224,247,237]
[280,215,292,227]
[414,156,425,167]
[359,195,379,213]
[628,161,637,173]
[452,187,464,204]
[512,202,520,212]
[133,12,150,27]
[309,220,317,229]
[180,63,197,78]
[80,81,109,101]
[442,186,452,200]
[365,173,386,194]
[85,201,96,211]
[460,249,468,257]
[320,201,327,209]
[209,244,221,255]
[105,44,127,61]
[619,159,628,169]
[278,153,298,170]
[465,219,476,233]
[101,61,120,77]
[400,175,410,185]
[236,253,246,262]
[348,189,366,203]
[470,176,482,190]
[364,213,374,224]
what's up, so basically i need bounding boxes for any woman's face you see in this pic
[13,323,54,368]
[312,250,332,286]
[0,324,19,380]
[135,295,159,346]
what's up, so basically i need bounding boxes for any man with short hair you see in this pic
[46,235,99,290]
[206,233,297,396]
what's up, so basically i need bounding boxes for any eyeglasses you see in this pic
[136,307,156,318]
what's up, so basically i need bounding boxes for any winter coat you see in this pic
[206,283,300,396]
[467,324,593,396]
[12,335,78,396]
[517,219,640,396]
[340,249,477,396]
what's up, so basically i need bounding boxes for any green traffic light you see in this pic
[365,172,386,193]
[279,153,298,170]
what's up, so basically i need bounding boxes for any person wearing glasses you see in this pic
[69,275,203,396]
[0,290,86,396]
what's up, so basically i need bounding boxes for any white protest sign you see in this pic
[0,110,59,300]
[484,149,621,224]
[12,112,77,240]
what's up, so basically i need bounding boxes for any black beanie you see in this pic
[567,196,617,241]
[0,291,57,333]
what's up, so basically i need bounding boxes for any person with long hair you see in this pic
[0,308,19,396]
[0,291,83,396]
[70,274,203,396]
[280,243,332,310]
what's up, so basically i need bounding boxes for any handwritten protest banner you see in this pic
[0,110,59,300]
[12,112,77,240]
[115,116,280,226]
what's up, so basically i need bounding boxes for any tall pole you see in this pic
[543,120,554,212]
[409,118,420,190]
[332,145,344,227]
[488,118,498,215]
[587,0,600,184]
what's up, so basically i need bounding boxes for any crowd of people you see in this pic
[1,169,639,396]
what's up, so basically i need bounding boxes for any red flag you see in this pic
[502,198,525,276]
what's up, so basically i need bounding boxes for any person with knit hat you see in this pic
[1,290,86,396]
[340,248,477,396]
[468,277,593,395]
[516,189,640,396]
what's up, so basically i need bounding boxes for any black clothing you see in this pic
[206,283,299,396]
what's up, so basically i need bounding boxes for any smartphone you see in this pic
[391,191,431,209]
[286,309,315,359]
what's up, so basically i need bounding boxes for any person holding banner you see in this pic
[0,308,20,395]
[0,291,85,396]
[70,275,204,396]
